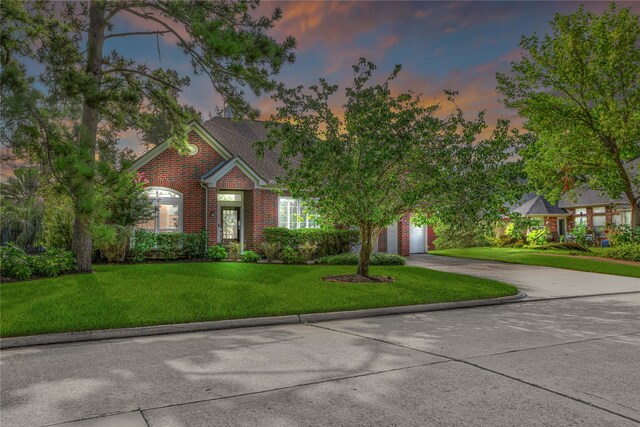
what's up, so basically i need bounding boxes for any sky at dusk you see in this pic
[5,0,640,165]
[109,0,640,154]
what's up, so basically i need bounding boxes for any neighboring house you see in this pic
[507,189,636,240]
[131,118,434,256]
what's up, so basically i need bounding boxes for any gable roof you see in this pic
[131,118,284,186]
[512,195,569,216]
[201,117,285,185]
[201,155,267,186]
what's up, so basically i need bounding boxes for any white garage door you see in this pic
[386,222,398,254]
[410,224,426,254]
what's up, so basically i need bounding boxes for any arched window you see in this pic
[138,187,183,233]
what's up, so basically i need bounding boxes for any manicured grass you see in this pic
[0,263,517,337]
[431,247,640,278]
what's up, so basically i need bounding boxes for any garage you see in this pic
[409,224,427,254]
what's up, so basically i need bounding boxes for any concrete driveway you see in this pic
[2,292,639,426]
[408,254,640,299]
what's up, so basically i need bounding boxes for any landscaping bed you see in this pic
[0,263,517,337]
[430,247,640,278]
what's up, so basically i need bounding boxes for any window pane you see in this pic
[624,211,632,224]
[592,206,606,214]
[158,204,180,231]
[151,189,181,199]
[138,217,156,231]
[593,215,606,232]
[575,208,587,215]
[575,216,587,225]
[218,193,242,202]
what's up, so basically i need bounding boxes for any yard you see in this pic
[431,247,640,278]
[0,263,517,337]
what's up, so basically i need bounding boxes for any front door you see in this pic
[221,207,240,245]
[558,218,566,236]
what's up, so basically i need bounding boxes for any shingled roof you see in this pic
[512,195,569,216]
[201,117,284,185]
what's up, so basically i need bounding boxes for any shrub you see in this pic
[433,223,490,250]
[180,231,208,260]
[259,241,280,263]
[281,246,304,264]
[526,228,548,246]
[28,249,75,277]
[263,227,360,257]
[207,245,227,261]
[0,244,75,280]
[605,243,640,262]
[572,223,589,246]
[298,241,318,262]
[130,229,157,262]
[242,250,261,263]
[226,242,242,261]
[606,224,640,246]
[92,224,132,263]
[492,235,518,247]
[0,244,32,280]
[317,252,406,266]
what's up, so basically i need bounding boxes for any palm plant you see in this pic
[0,168,44,250]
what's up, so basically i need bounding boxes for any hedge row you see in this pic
[130,230,208,262]
[317,252,406,266]
[263,227,360,257]
[1,244,76,280]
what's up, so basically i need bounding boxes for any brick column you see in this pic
[397,213,411,256]
[207,187,218,246]
[427,226,436,250]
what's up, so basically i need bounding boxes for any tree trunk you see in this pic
[356,223,378,277]
[629,195,640,228]
[72,1,106,272]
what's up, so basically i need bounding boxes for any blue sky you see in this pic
[110,1,639,153]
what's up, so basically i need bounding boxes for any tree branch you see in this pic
[102,68,181,91]
[105,30,170,40]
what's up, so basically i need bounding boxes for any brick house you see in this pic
[507,186,637,241]
[132,118,433,256]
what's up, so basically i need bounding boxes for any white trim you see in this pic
[203,156,267,187]
[131,121,233,171]
[141,187,184,233]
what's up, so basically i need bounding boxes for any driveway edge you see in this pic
[0,291,526,349]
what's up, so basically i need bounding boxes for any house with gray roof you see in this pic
[131,118,430,256]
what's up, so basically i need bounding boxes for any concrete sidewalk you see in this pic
[408,254,639,299]
[1,293,639,426]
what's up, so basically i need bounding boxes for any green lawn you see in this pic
[0,263,517,338]
[431,247,640,278]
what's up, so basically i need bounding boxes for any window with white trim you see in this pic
[613,211,632,225]
[139,187,183,233]
[592,214,606,233]
[278,197,318,229]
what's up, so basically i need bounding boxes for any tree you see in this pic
[497,4,640,226]
[0,168,44,251]
[2,0,296,272]
[258,59,523,277]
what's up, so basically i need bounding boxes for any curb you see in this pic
[0,291,527,350]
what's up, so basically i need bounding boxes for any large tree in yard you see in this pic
[1,0,295,272]
[497,4,640,226]
[258,59,524,278]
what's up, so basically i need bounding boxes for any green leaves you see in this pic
[497,3,640,224]
[258,58,524,274]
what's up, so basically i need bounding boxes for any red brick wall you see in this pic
[244,190,255,250]
[397,213,411,256]
[217,166,255,190]
[427,226,436,251]
[207,187,218,245]
[138,131,224,234]
[252,189,279,247]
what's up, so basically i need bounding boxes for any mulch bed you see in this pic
[322,274,395,283]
